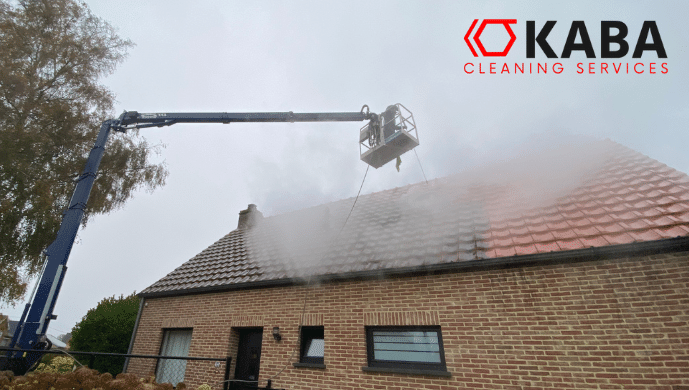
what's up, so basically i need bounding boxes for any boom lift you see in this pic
[2,104,419,374]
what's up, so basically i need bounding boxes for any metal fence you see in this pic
[0,347,231,389]
[228,379,284,390]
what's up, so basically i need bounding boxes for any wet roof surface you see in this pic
[141,140,689,295]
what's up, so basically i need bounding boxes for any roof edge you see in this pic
[138,236,689,299]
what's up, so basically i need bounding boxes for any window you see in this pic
[157,329,193,387]
[299,326,324,365]
[365,326,447,373]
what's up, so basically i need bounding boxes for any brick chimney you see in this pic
[238,204,263,230]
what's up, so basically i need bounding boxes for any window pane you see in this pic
[371,329,442,364]
[374,350,442,363]
[300,327,325,364]
[305,338,324,357]
[157,329,192,387]
[374,342,440,352]
[373,334,439,344]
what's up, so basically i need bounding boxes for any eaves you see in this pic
[138,236,689,299]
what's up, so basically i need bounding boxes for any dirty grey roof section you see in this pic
[140,140,689,296]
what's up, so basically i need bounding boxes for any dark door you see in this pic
[232,328,263,390]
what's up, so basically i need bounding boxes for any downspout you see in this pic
[123,297,145,373]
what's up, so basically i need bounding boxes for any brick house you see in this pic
[126,140,689,390]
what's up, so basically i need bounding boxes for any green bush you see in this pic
[70,292,140,376]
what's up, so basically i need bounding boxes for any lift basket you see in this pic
[359,103,419,169]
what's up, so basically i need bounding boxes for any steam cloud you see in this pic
[244,135,612,279]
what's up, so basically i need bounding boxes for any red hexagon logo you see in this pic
[465,19,517,57]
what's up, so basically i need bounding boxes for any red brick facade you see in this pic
[127,251,689,390]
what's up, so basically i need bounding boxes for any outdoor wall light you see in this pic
[272,327,282,342]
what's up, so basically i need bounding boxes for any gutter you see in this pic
[123,297,145,373]
[138,236,689,299]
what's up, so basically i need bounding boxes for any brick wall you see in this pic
[127,251,689,390]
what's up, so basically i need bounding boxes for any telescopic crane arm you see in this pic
[4,105,418,375]
[115,110,372,130]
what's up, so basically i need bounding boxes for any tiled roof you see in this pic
[140,140,689,296]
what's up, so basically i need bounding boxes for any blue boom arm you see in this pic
[4,107,374,374]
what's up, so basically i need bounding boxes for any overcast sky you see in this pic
[3,1,688,339]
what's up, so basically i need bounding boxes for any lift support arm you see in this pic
[4,107,374,374]
[116,110,371,129]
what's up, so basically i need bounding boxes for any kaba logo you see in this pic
[465,20,667,58]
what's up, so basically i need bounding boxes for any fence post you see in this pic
[223,357,232,390]
[89,354,95,369]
